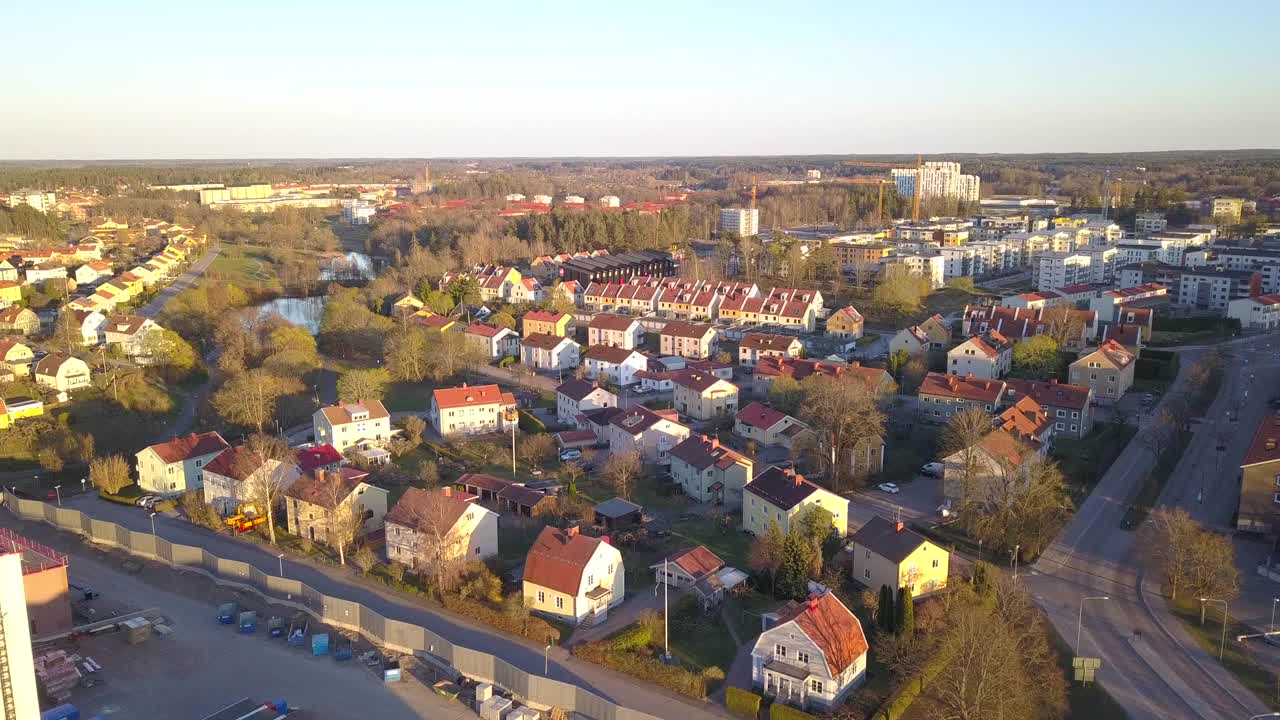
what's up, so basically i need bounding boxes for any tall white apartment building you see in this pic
[1134,212,1167,238]
[971,215,1029,242]
[885,251,945,289]
[1082,222,1123,246]
[720,207,760,237]
[1081,246,1119,283]
[891,161,980,202]
[1,551,41,720]
[1033,251,1092,291]
[940,246,976,281]
[6,190,55,213]
[968,240,1017,275]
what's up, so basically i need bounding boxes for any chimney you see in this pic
[794,473,803,487]
[807,593,820,610]
[442,487,452,497]
[565,525,579,538]
[966,373,975,380]
[1049,379,1058,385]
[895,521,904,532]
[710,437,719,449]
[849,361,860,368]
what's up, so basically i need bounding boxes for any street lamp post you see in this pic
[53,485,62,506]
[80,477,86,494]
[1011,544,1020,582]
[1271,598,1280,638]
[544,644,551,675]
[277,553,285,577]
[149,511,158,536]
[1201,597,1229,660]
[1076,596,1110,655]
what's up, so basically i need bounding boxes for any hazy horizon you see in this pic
[5,0,1277,160]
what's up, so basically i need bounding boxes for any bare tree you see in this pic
[967,457,1071,558]
[405,488,470,592]
[603,449,642,501]
[212,368,299,432]
[797,376,888,491]
[1040,305,1087,349]
[1143,508,1240,604]
[89,454,132,495]
[236,433,296,545]
[315,470,367,566]
[941,408,993,507]
[519,433,556,469]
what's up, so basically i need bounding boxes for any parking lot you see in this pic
[4,514,475,720]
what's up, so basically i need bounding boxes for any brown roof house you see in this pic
[751,590,869,711]
[136,431,231,494]
[659,320,717,360]
[1068,339,1136,405]
[734,402,812,449]
[825,306,865,340]
[521,525,624,625]
[672,368,739,421]
[284,468,388,555]
[1236,413,1280,534]
[1004,379,1094,438]
[0,306,40,335]
[200,444,302,516]
[34,353,91,395]
[312,400,392,454]
[669,434,754,504]
[917,372,1007,423]
[738,332,803,368]
[587,314,644,349]
[384,487,498,569]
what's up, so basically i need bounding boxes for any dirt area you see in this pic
[3,512,477,720]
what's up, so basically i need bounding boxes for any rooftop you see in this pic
[849,516,930,564]
[0,527,67,575]
[744,466,822,511]
[1243,413,1280,468]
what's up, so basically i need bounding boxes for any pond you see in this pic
[321,251,377,281]
[255,296,327,335]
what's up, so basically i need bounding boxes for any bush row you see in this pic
[725,686,761,718]
[438,592,561,645]
[769,704,816,720]
[518,410,547,434]
[573,640,710,698]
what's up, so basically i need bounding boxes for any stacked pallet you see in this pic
[33,650,82,704]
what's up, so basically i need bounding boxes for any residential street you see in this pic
[137,240,222,319]
[1029,332,1280,720]
[49,491,732,720]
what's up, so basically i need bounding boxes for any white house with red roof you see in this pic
[587,314,644,349]
[521,332,580,371]
[752,590,868,711]
[555,378,617,425]
[521,525,624,624]
[650,545,724,589]
[384,486,498,569]
[1228,293,1280,330]
[429,383,517,436]
[734,402,811,448]
[201,444,302,515]
[313,400,392,453]
[946,331,1013,379]
[136,431,231,494]
[607,405,690,463]
[583,345,648,386]
[463,323,519,359]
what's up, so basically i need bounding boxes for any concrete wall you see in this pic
[1,493,662,720]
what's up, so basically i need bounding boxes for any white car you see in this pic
[559,449,582,461]
[877,483,900,494]
[920,462,944,478]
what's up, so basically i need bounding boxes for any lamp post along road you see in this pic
[1076,596,1110,655]
[1201,597,1229,660]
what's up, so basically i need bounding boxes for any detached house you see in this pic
[946,331,1013,379]
[743,466,848,537]
[738,333,803,368]
[429,384,517,436]
[284,468,388,546]
[587,314,644,349]
[1004,379,1094,438]
[0,281,21,307]
[0,306,40,335]
[385,487,498,569]
[136,431,231,494]
[607,405,691,463]
[1068,340,1135,405]
[34,353,91,394]
[463,323,519,359]
[103,314,159,359]
[849,516,949,597]
[0,339,34,376]
[888,314,951,356]
[672,368,739,421]
[521,309,573,337]
[751,590,868,712]
[74,260,113,286]
[69,310,106,347]
[313,400,392,454]
[522,525,625,625]
[669,434,754,504]
[521,332,580,371]
[825,306,865,339]
[582,345,647,386]
[734,402,811,449]
[201,444,301,516]
[555,378,617,425]
[917,372,1006,422]
[1236,412,1280,534]
[659,321,717,360]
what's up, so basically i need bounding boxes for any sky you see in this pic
[3,0,1278,159]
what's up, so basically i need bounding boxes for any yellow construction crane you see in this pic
[842,155,924,223]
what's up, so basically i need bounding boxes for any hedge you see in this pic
[518,410,547,434]
[610,624,654,652]
[573,640,708,698]
[725,686,761,718]
[770,705,816,720]
[498,356,516,368]
[438,593,561,645]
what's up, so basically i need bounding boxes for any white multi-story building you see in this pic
[563,195,586,204]
[1033,251,1092,291]
[1134,212,1167,238]
[940,245,976,281]
[6,189,56,212]
[598,195,621,208]
[967,240,1017,276]
[341,200,376,225]
[1080,246,1119,283]
[720,207,760,237]
[885,251,945,288]
[1082,222,1123,246]
[0,551,41,720]
[971,215,1029,242]
[891,161,980,202]
[1214,248,1280,294]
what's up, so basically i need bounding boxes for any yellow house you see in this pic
[99,279,131,302]
[521,310,573,337]
[0,397,45,428]
[743,466,849,537]
[849,516,949,597]
[522,525,625,624]
[414,311,457,332]
[0,339,34,376]
[0,281,21,305]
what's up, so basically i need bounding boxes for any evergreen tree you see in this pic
[877,585,895,634]
[895,586,915,636]
[775,532,811,600]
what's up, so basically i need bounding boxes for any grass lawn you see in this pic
[856,332,881,347]
[668,596,738,672]
[210,243,280,291]
[723,589,778,643]
[497,523,543,570]
[668,515,752,570]
[1169,599,1280,712]
[1052,423,1137,502]
[67,391,180,456]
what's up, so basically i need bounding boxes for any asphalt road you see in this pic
[1028,332,1280,720]
[54,491,731,720]
[137,241,222,319]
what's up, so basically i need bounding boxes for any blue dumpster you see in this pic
[238,611,257,634]
[41,705,80,720]
[268,616,286,638]
[312,632,329,656]
[217,602,237,624]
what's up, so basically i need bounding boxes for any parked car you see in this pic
[920,462,944,478]
[559,449,582,461]
[877,482,900,494]
[937,500,957,518]
[134,495,157,508]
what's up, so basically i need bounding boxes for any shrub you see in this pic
[386,562,406,584]
[352,546,377,574]
[438,593,561,644]
[770,705,817,720]
[725,687,762,718]
[498,356,516,368]
[518,410,546,434]
[573,640,707,698]
[610,624,655,652]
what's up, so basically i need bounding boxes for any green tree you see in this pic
[490,311,517,330]
[143,329,200,380]
[895,586,914,635]
[887,348,910,379]
[1011,335,1059,379]
[421,290,454,315]
[877,585,896,634]
[775,531,812,600]
[872,264,929,317]
[336,367,391,402]
[446,275,480,306]
[749,520,786,596]
[767,375,803,415]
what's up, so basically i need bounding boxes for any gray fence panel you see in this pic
[265,575,305,597]
[573,686,617,720]
[86,518,116,543]
[170,543,203,568]
[128,530,158,557]
[360,607,386,642]
[53,507,83,530]
[616,708,665,720]
[495,658,530,700]
[322,595,361,630]
[214,557,254,582]
[155,537,174,563]
[382,619,425,653]
[454,646,497,683]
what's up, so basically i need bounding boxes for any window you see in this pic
[555,596,564,610]
[1056,422,1064,430]
[809,679,824,693]
[537,591,545,604]
[587,574,594,587]
[1071,424,1078,431]
[774,644,787,658]
[863,568,871,580]
[797,651,810,664]
[864,549,871,559]
[932,558,940,568]
[608,564,614,575]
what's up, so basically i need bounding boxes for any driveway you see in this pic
[51,492,731,720]
[846,475,939,531]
